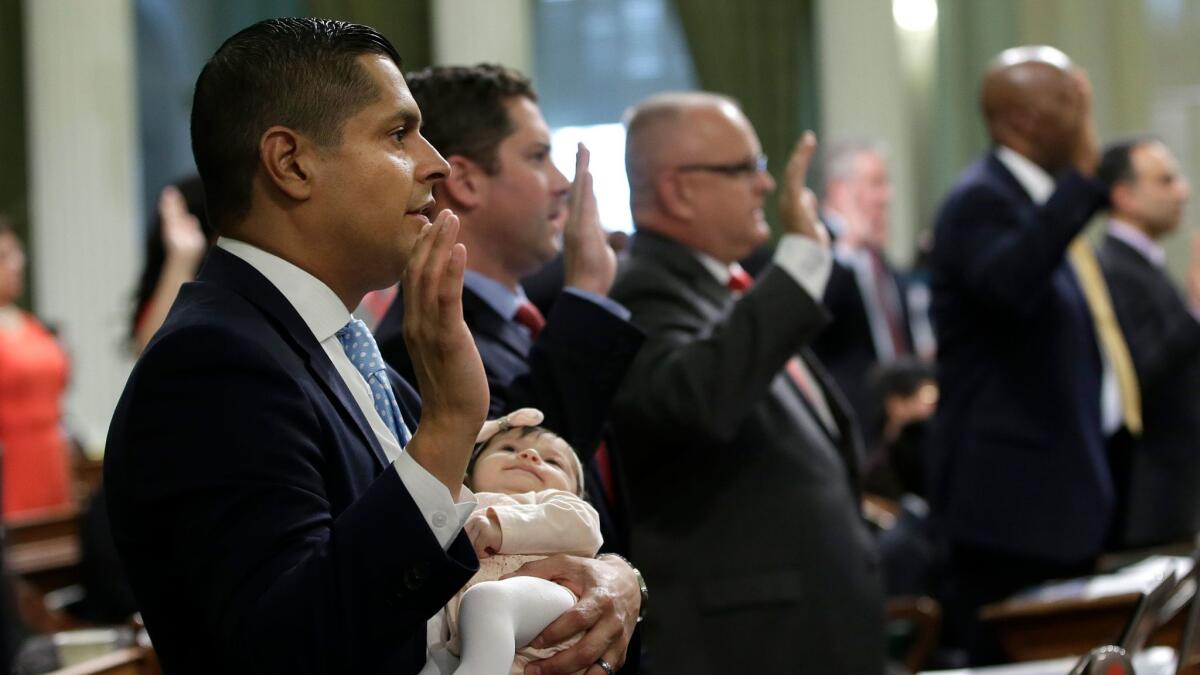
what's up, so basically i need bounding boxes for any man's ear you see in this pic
[656,171,694,221]
[259,126,313,202]
[440,155,487,212]
[1110,182,1134,214]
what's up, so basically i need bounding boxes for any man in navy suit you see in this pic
[374,65,645,558]
[1096,138,1200,548]
[105,19,641,675]
[928,46,1113,662]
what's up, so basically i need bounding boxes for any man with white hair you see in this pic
[814,141,912,446]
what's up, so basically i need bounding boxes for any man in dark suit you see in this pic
[105,20,641,675]
[1096,137,1200,548]
[928,46,1119,662]
[375,65,645,558]
[609,92,884,674]
[813,141,913,448]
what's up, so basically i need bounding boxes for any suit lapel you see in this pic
[800,348,864,486]
[463,287,532,356]
[199,249,390,471]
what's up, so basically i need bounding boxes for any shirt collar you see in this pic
[1107,218,1167,267]
[692,250,752,289]
[996,145,1055,206]
[463,270,527,321]
[216,238,351,342]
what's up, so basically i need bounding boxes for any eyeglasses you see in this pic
[676,154,768,178]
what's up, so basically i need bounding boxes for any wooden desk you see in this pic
[981,590,1186,662]
[5,504,81,546]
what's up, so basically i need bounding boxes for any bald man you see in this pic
[608,92,885,674]
[927,46,1113,661]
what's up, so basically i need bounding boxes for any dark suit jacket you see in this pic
[105,248,478,674]
[608,230,885,674]
[376,286,645,555]
[813,254,914,448]
[1098,233,1200,547]
[929,153,1110,564]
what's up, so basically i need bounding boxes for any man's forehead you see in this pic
[503,96,550,142]
[679,105,758,157]
[358,54,422,119]
[1134,142,1177,174]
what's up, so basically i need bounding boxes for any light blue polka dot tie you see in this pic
[336,319,411,447]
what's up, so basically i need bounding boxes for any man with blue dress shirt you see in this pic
[374,65,645,562]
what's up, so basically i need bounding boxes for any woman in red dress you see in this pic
[0,220,71,517]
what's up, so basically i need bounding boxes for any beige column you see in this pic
[816,0,920,264]
[24,0,141,453]
[431,0,532,72]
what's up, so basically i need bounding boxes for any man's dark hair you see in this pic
[1097,135,1160,187]
[405,64,536,174]
[191,17,402,231]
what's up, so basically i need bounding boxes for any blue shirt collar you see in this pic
[463,270,528,321]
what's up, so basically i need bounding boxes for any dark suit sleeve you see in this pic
[613,265,829,445]
[939,171,1106,317]
[1106,264,1200,391]
[494,292,644,460]
[111,325,475,673]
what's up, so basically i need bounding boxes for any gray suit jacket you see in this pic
[608,231,885,674]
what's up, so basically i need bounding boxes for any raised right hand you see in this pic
[402,210,490,496]
[562,143,617,296]
[778,131,829,247]
[158,186,206,262]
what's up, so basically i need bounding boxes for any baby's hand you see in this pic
[464,509,502,559]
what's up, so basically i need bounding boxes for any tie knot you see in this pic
[728,267,754,293]
[336,319,386,377]
[514,301,546,338]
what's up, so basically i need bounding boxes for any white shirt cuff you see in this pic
[392,452,477,550]
[563,287,633,322]
[772,234,832,301]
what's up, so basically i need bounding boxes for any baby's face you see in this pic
[470,429,577,495]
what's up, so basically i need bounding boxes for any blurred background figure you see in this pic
[1096,137,1200,550]
[129,177,210,355]
[0,218,72,518]
[814,140,914,448]
[863,358,937,502]
[928,46,1113,664]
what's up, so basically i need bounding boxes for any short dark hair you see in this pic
[405,64,536,173]
[1097,135,1161,187]
[191,17,402,231]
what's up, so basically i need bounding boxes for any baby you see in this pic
[422,424,602,675]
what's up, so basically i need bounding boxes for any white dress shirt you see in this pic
[217,238,475,550]
[995,147,1123,436]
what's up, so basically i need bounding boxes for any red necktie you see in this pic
[593,441,617,505]
[727,267,754,293]
[514,301,546,339]
[869,249,910,355]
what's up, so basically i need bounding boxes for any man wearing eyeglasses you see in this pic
[607,92,885,674]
